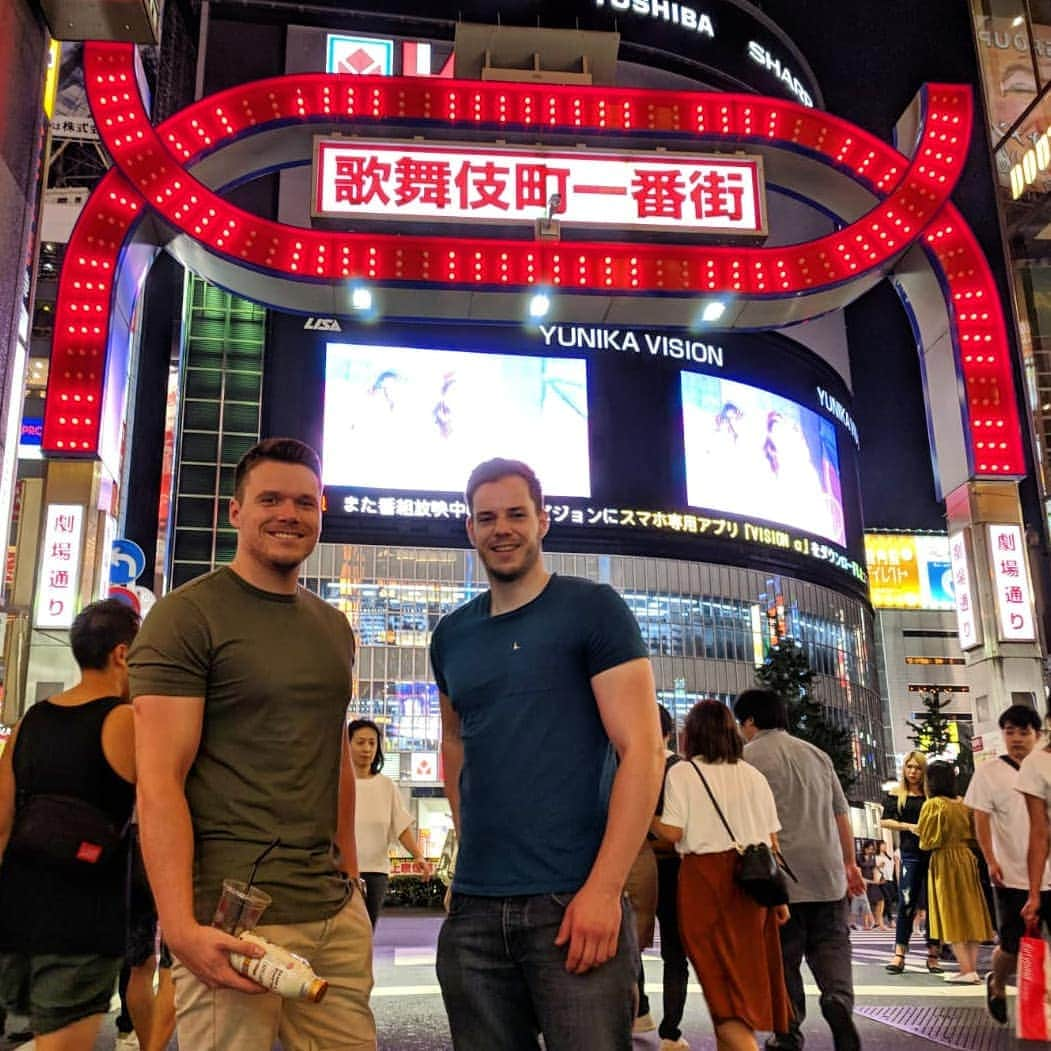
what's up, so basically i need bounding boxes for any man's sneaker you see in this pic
[985,972,1008,1024]
[659,1039,690,1050]
[821,1000,860,1051]
[633,1012,657,1033]
[115,1031,140,1050]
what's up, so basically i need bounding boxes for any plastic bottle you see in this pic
[229,931,329,1002]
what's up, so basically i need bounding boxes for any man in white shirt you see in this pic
[964,704,1050,1025]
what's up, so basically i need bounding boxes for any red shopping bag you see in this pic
[1018,929,1051,1041]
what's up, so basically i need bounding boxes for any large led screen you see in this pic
[682,372,846,546]
[265,317,868,597]
[322,343,590,497]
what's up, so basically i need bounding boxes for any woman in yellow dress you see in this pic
[917,761,994,984]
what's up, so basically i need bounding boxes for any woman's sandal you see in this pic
[926,955,944,974]
[885,952,906,974]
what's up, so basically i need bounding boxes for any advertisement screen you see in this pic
[322,343,590,497]
[265,318,866,596]
[865,533,955,610]
[682,373,844,546]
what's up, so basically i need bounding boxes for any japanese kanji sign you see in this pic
[987,523,1036,642]
[313,140,766,235]
[948,529,982,651]
[35,504,84,629]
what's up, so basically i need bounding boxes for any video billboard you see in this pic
[322,343,589,497]
[682,373,845,546]
[265,318,866,595]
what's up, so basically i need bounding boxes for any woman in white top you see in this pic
[654,700,790,1051]
[348,719,433,927]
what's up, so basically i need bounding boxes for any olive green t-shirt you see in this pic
[128,567,354,925]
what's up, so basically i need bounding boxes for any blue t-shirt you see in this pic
[430,573,648,896]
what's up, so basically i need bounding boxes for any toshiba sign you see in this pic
[312,139,766,236]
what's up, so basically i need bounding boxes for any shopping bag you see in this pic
[1017,928,1051,1041]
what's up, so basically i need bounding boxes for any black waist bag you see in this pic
[7,793,128,870]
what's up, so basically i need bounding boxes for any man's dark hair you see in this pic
[234,437,322,501]
[733,688,789,731]
[999,703,1041,732]
[347,718,385,774]
[658,704,674,739]
[465,458,543,515]
[683,700,743,763]
[925,760,957,800]
[70,599,140,671]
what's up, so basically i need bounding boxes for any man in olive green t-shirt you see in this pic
[129,438,376,1051]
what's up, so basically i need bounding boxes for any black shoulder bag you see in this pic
[6,725,130,871]
[690,761,797,907]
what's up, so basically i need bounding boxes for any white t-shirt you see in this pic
[354,774,413,874]
[876,852,895,883]
[966,754,1051,890]
[1017,748,1051,872]
[662,757,780,855]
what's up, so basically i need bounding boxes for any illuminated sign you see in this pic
[987,523,1037,641]
[746,42,814,107]
[20,418,43,446]
[539,325,724,366]
[35,504,84,629]
[948,530,981,650]
[312,140,766,236]
[19,417,43,461]
[865,534,955,610]
[336,491,865,581]
[816,388,859,446]
[43,40,60,119]
[595,0,714,35]
[325,35,394,76]
[1008,128,1051,199]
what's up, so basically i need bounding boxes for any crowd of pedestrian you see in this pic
[1,442,1051,1050]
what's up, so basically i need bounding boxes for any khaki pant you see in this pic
[172,893,376,1050]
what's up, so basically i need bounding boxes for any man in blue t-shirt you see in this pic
[431,458,665,1051]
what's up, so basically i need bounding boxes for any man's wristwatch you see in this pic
[354,876,368,899]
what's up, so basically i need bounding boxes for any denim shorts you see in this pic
[0,951,121,1035]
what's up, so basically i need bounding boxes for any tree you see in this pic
[907,689,974,793]
[755,639,857,793]
[906,690,954,759]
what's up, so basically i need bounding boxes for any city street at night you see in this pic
[0,915,1013,1051]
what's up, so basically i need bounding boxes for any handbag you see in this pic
[7,792,130,870]
[1018,924,1051,1040]
[689,760,797,907]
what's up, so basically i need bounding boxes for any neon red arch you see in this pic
[43,42,1024,480]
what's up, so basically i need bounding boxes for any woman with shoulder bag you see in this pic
[654,700,790,1051]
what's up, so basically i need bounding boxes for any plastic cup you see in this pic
[212,879,272,934]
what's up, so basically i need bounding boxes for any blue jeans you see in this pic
[895,854,937,950]
[436,891,639,1051]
